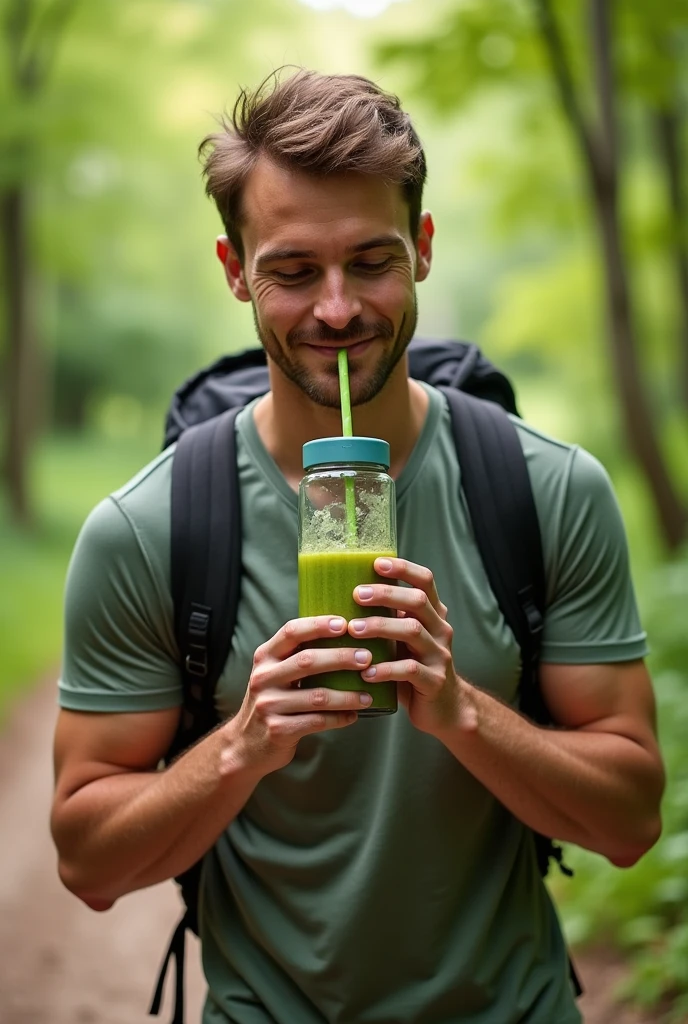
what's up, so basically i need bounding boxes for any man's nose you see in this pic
[312,270,363,330]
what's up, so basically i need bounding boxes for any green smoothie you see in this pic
[298,549,397,715]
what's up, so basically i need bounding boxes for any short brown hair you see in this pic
[199,68,427,259]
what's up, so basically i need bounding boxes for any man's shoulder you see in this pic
[73,446,176,582]
[111,445,175,509]
[61,445,181,714]
[431,392,614,508]
[508,415,577,460]
[509,415,614,501]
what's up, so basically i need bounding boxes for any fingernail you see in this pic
[357,586,374,600]
[354,649,369,665]
[359,693,373,705]
[362,667,377,679]
[377,558,393,572]
[351,619,366,633]
[329,617,346,631]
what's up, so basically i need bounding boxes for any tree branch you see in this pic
[5,0,36,88]
[589,0,617,187]
[535,0,686,546]
[654,102,688,408]
[531,0,600,178]
[5,0,78,95]
[654,105,686,242]
[28,0,78,92]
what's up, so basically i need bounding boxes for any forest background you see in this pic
[1,0,687,1018]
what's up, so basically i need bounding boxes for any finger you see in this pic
[373,557,446,618]
[348,612,436,658]
[353,583,444,634]
[359,658,439,698]
[254,615,349,667]
[251,644,372,691]
[258,685,374,716]
[272,710,360,737]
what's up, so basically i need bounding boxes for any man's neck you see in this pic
[252,358,429,491]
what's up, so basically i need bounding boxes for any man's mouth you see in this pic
[305,337,374,358]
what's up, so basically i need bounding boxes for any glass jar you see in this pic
[298,436,397,716]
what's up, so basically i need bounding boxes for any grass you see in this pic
[0,431,159,720]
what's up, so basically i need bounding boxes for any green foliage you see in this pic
[617,0,688,107]
[0,431,155,718]
[376,0,688,429]
[378,0,542,114]
[550,548,688,1015]
[1,0,301,447]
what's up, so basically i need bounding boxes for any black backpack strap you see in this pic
[438,387,546,705]
[170,406,243,747]
[439,387,581,997]
[149,910,190,1023]
[150,407,243,1023]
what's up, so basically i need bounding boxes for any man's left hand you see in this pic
[349,556,466,738]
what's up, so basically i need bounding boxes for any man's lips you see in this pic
[305,337,374,357]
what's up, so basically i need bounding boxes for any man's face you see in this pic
[220,157,433,408]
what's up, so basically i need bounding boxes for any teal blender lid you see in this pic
[302,436,390,470]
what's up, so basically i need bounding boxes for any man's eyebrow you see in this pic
[254,235,405,269]
[348,235,405,254]
[255,247,317,268]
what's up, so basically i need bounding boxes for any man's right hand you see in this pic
[227,615,373,776]
[51,616,371,904]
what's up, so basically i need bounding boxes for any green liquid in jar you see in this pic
[298,549,398,716]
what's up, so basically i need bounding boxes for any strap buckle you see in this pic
[185,646,208,677]
[518,585,543,641]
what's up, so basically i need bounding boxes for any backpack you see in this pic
[149,337,580,1023]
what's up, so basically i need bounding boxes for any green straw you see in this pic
[338,349,358,545]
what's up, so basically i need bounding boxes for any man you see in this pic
[51,69,665,1023]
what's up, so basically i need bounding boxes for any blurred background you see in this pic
[1,0,687,1019]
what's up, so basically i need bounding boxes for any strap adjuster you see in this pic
[184,605,211,677]
[188,608,210,638]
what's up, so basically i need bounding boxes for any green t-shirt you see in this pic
[59,385,647,1024]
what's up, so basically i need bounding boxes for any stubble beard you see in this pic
[252,299,418,409]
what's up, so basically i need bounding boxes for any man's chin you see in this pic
[284,370,342,410]
[289,374,380,411]
[266,335,406,409]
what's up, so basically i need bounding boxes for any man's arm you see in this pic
[51,614,375,908]
[348,557,665,867]
[51,706,263,907]
[439,658,664,866]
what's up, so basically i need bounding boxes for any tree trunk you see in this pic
[590,168,687,548]
[0,0,77,526]
[653,106,688,411]
[534,0,687,549]
[586,0,686,549]
[1,181,35,527]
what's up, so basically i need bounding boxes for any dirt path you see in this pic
[0,680,662,1024]
[0,680,205,1024]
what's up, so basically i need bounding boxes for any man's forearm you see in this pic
[439,681,663,864]
[53,721,262,903]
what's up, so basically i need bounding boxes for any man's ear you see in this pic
[415,212,434,283]
[216,235,250,302]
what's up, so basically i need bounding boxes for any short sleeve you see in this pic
[58,495,182,712]
[541,447,648,664]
